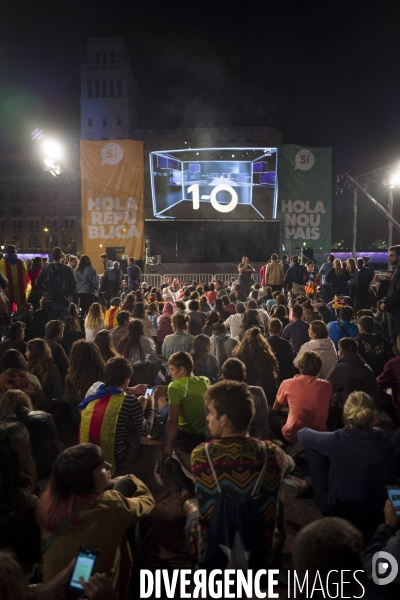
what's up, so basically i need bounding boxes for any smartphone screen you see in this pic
[69,548,98,593]
[145,387,153,399]
[387,488,400,516]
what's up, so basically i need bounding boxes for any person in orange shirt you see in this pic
[269,351,333,444]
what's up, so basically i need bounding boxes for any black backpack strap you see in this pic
[337,319,350,337]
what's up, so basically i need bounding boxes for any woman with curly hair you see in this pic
[118,319,161,385]
[84,302,106,342]
[75,254,99,318]
[94,329,119,363]
[26,338,65,399]
[201,309,221,337]
[65,340,105,407]
[235,327,280,404]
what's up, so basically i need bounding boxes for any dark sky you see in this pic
[2,1,400,245]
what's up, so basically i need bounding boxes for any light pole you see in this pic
[388,172,400,269]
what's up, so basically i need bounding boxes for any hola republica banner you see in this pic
[80,139,145,270]
[276,144,332,254]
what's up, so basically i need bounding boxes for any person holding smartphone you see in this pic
[364,499,400,584]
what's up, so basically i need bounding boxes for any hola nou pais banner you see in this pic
[276,144,332,254]
[80,140,145,269]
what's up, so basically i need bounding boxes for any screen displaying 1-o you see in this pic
[150,148,277,220]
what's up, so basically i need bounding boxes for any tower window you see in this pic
[116,79,121,97]
[88,80,93,98]
[102,80,107,97]
[109,79,114,97]
[88,118,92,127]
[95,80,100,98]
[117,117,121,126]
[95,51,100,63]
[103,118,107,126]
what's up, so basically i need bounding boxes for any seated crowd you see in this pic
[1,245,400,598]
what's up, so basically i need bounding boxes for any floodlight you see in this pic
[42,140,62,160]
[390,172,400,188]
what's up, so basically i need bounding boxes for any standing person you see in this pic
[346,258,358,307]
[99,253,113,271]
[319,254,335,305]
[127,257,142,292]
[326,259,351,297]
[381,245,400,342]
[363,256,374,279]
[35,247,77,321]
[27,257,43,311]
[100,262,123,307]
[305,261,318,299]
[284,255,308,301]
[281,254,290,277]
[238,256,255,297]
[265,253,284,293]
[75,254,99,318]
[0,245,27,311]
[356,258,373,310]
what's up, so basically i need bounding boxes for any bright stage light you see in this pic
[42,140,63,160]
[390,172,400,188]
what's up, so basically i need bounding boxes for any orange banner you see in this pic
[80,140,144,271]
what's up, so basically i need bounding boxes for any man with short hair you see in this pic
[99,253,113,271]
[214,279,226,299]
[0,244,27,311]
[269,351,333,443]
[44,320,70,381]
[284,255,308,299]
[205,357,269,441]
[67,255,78,270]
[36,247,77,321]
[0,321,26,362]
[127,257,142,292]
[382,244,400,342]
[267,318,294,380]
[326,337,381,410]
[163,380,293,567]
[281,304,310,354]
[355,315,391,376]
[111,310,131,349]
[79,356,152,474]
[319,254,335,304]
[100,261,123,306]
[156,352,210,473]
[327,305,358,351]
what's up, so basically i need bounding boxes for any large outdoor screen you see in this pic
[149,148,277,219]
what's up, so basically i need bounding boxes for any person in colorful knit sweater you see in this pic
[164,380,294,566]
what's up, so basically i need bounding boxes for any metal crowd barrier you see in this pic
[214,273,261,284]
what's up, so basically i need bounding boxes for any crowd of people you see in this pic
[1,244,400,598]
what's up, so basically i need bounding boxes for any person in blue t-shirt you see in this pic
[327,305,359,351]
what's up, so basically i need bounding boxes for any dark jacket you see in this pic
[42,364,65,399]
[0,496,40,574]
[281,319,310,354]
[284,263,308,287]
[127,263,142,290]
[44,337,70,381]
[355,332,392,377]
[298,426,397,536]
[100,267,123,299]
[30,307,48,339]
[326,268,352,295]
[377,355,400,417]
[326,352,381,410]
[36,262,77,306]
[3,406,60,479]
[0,338,26,363]
[60,330,85,357]
[267,335,295,380]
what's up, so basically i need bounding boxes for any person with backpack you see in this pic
[127,257,142,292]
[163,380,294,569]
[327,305,358,351]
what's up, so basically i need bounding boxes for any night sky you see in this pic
[2,1,400,247]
